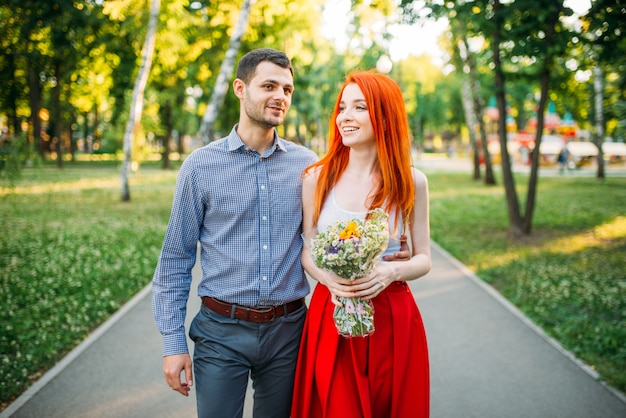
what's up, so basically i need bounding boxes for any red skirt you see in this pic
[291,281,429,418]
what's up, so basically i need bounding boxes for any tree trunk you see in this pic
[27,68,43,157]
[120,0,160,202]
[69,111,76,162]
[93,104,100,150]
[53,61,64,169]
[198,0,255,144]
[162,101,172,170]
[462,37,496,185]
[522,0,563,235]
[6,52,20,137]
[177,129,184,155]
[472,81,496,185]
[461,78,481,180]
[525,72,549,236]
[175,92,185,154]
[68,82,76,162]
[492,0,523,238]
[593,65,606,179]
[83,111,89,152]
[455,32,481,180]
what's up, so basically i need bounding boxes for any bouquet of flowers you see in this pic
[308,208,389,337]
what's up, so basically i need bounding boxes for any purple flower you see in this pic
[344,300,356,314]
[356,302,366,315]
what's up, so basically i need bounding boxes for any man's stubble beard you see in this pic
[243,92,285,129]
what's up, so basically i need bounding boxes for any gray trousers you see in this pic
[189,303,306,418]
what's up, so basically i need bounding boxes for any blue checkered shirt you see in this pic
[152,126,318,356]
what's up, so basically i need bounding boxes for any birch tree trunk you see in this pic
[120,0,160,202]
[456,37,482,181]
[461,78,481,180]
[593,65,605,178]
[458,37,496,185]
[199,0,255,144]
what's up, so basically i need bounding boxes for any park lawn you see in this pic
[0,161,624,409]
[0,161,180,409]
[424,170,626,394]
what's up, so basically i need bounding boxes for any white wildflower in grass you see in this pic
[309,208,389,337]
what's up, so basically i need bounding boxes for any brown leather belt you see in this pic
[201,296,305,323]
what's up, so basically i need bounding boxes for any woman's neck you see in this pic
[344,147,378,176]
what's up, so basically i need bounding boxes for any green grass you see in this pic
[0,162,624,409]
[0,161,179,409]
[424,170,626,393]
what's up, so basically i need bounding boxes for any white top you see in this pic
[317,190,403,258]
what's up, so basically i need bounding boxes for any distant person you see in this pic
[151,48,318,418]
[291,71,431,417]
[557,147,569,173]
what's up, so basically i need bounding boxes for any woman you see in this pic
[291,71,431,418]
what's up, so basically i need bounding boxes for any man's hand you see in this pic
[382,234,410,261]
[163,353,193,396]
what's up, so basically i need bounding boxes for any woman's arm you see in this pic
[405,168,432,274]
[351,168,432,299]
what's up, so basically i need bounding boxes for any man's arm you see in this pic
[153,157,202,395]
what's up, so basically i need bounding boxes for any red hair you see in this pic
[305,70,415,229]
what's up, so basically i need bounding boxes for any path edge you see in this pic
[431,241,626,405]
[0,284,153,417]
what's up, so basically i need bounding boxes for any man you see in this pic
[152,48,318,418]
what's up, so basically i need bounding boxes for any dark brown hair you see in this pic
[235,48,293,84]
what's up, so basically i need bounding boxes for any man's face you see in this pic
[239,61,294,129]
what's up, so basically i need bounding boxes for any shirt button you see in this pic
[260,185,266,190]
[262,215,267,221]
[263,245,268,250]
[262,276,267,281]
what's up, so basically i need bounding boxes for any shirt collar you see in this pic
[226,125,287,155]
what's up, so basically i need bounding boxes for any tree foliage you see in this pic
[0,0,622,193]
[398,0,620,238]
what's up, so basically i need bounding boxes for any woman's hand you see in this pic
[317,270,364,306]
[345,262,402,300]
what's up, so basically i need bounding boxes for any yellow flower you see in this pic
[339,221,360,240]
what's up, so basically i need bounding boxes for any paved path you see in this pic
[414,155,626,177]
[2,243,625,418]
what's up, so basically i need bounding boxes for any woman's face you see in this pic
[336,83,375,148]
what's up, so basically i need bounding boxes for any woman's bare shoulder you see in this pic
[411,167,428,187]
[303,166,322,183]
